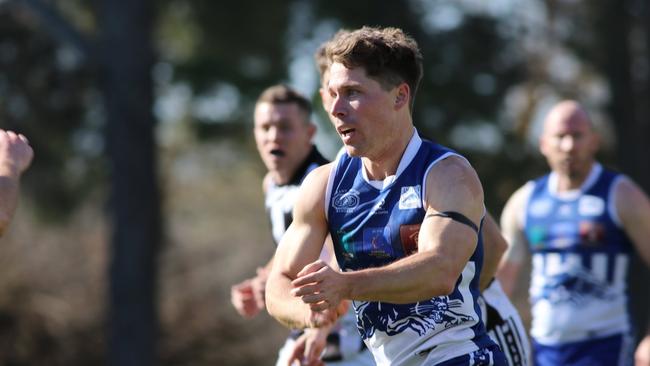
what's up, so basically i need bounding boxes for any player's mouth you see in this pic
[269,149,285,157]
[338,127,356,141]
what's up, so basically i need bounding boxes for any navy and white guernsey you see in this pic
[523,163,634,345]
[325,131,495,365]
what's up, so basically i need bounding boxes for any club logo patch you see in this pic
[400,224,420,256]
[399,185,421,210]
[332,189,360,213]
[578,195,605,217]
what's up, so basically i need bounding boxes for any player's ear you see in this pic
[306,122,316,139]
[394,83,410,110]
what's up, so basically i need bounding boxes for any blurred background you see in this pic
[0,0,648,365]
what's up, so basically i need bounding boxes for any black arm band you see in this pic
[425,211,479,234]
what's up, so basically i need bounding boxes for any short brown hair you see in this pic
[314,29,351,80]
[326,26,423,110]
[256,84,312,119]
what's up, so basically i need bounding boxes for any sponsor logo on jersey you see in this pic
[548,222,577,249]
[399,224,420,256]
[579,221,606,246]
[527,225,546,249]
[362,227,393,258]
[578,195,605,217]
[371,198,388,215]
[529,199,553,218]
[399,185,421,210]
[332,189,360,213]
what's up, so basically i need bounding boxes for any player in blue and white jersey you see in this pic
[499,100,650,366]
[266,26,506,366]
[230,84,371,366]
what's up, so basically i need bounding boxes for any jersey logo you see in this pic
[532,268,616,306]
[578,195,605,217]
[355,296,475,340]
[362,227,394,258]
[399,185,421,210]
[399,224,420,255]
[332,189,360,213]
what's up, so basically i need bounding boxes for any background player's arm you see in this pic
[479,213,508,291]
[616,177,650,267]
[293,156,485,305]
[265,164,334,329]
[496,184,531,296]
[615,177,650,366]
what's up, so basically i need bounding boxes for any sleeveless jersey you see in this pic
[523,164,633,345]
[325,132,495,365]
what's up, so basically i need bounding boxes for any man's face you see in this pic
[327,62,403,159]
[540,106,599,179]
[253,102,315,177]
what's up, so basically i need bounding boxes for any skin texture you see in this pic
[0,130,33,236]
[265,63,487,332]
[497,100,650,366]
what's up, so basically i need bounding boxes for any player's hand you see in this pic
[251,267,268,309]
[287,328,328,366]
[230,278,262,318]
[305,307,339,329]
[636,334,650,366]
[291,260,348,312]
[0,130,33,176]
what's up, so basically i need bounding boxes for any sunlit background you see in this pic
[0,0,648,365]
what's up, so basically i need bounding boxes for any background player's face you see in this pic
[540,103,600,180]
[253,102,315,178]
[327,62,404,159]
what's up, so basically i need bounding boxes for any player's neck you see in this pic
[555,162,595,192]
[362,125,414,180]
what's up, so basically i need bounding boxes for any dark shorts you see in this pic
[437,344,507,366]
[532,333,634,366]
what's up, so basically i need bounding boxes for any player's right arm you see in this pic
[265,163,335,329]
[497,183,531,296]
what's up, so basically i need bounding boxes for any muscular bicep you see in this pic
[417,156,484,285]
[272,164,333,278]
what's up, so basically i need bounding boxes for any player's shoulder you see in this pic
[300,162,335,192]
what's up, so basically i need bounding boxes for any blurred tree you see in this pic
[97,0,160,365]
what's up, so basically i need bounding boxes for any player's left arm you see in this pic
[615,177,650,366]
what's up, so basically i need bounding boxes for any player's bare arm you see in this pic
[614,177,650,366]
[265,163,336,329]
[293,155,484,305]
[496,183,531,296]
[480,213,508,291]
[0,130,33,236]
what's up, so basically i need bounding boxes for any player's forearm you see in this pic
[265,271,312,329]
[346,251,460,303]
[0,175,21,237]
